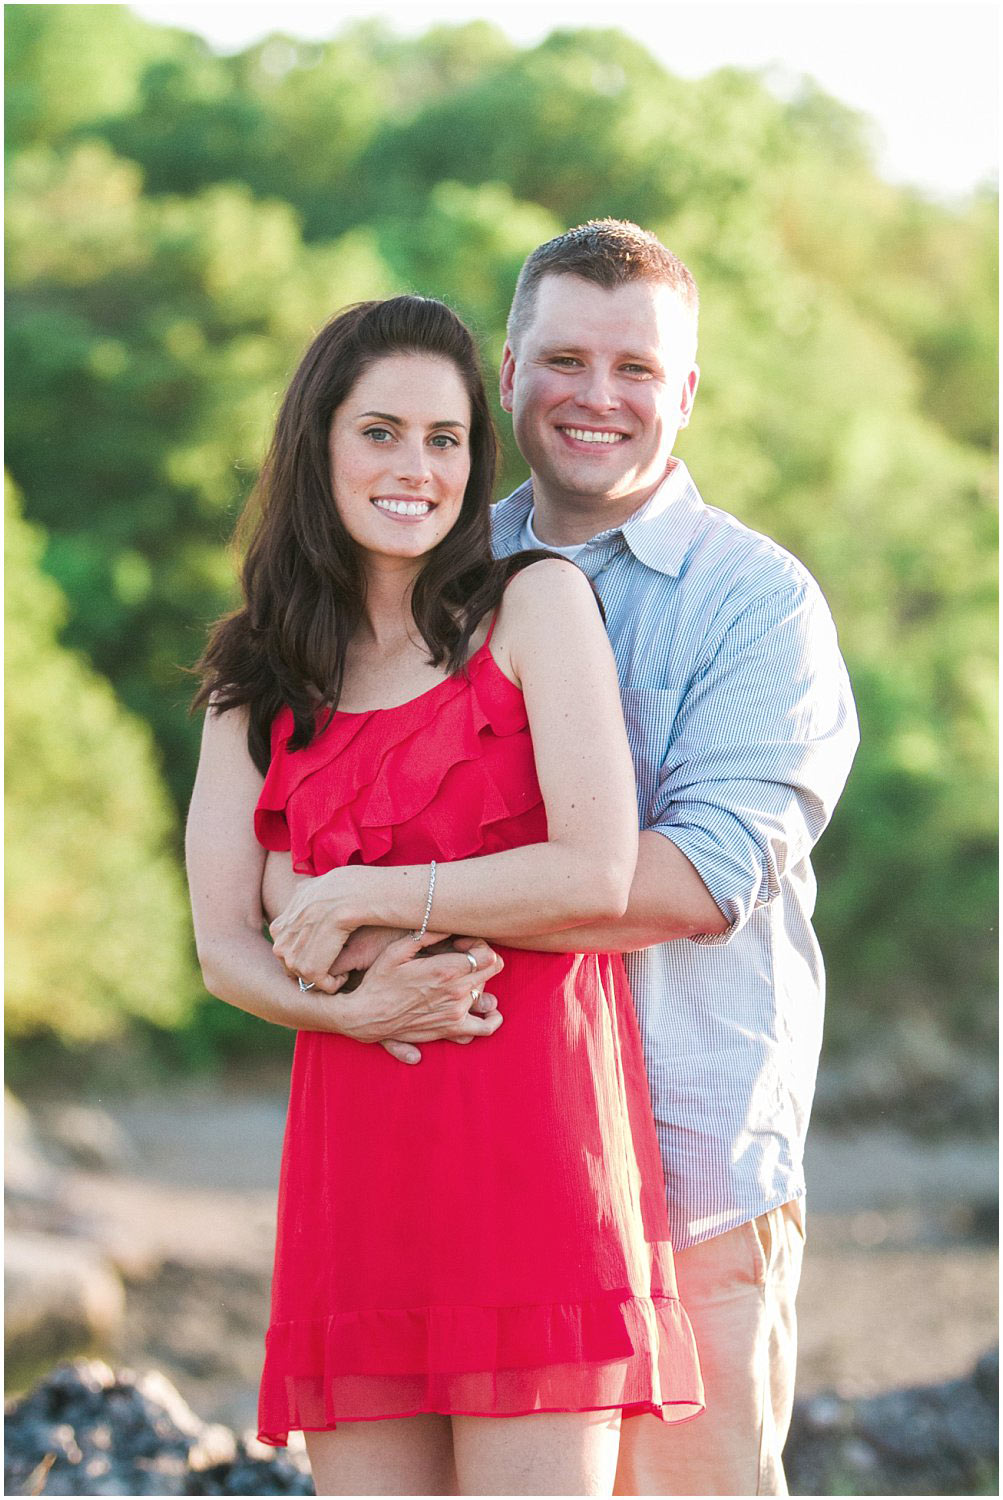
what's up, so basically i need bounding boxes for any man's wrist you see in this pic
[324,987,368,1041]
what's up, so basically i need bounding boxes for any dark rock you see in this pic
[785,1346,999,1495]
[7,1350,997,1496]
[5,1361,199,1496]
[974,1346,999,1400]
[188,1447,313,1495]
[5,1361,313,1496]
[856,1386,944,1463]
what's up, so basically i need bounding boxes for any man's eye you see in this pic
[622,364,652,376]
[550,357,581,367]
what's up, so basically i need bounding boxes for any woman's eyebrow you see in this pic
[357,410,468,429]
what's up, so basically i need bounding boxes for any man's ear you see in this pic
[499,342,516,414]
[678,364,700,429]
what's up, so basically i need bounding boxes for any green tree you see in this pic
[87,19,515,242]
[4,2,185,151]
[6,140,394,806]
[676,213,997,1031]
[5,10,995,1059]
[5,475,197,1041]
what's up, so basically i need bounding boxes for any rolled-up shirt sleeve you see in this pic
[648,580,859,944]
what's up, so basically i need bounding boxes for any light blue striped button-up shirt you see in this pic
[492,461,859,1249]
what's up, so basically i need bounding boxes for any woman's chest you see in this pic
[337,650,450,714]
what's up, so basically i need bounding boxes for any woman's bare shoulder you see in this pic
[498,556,597,620]
[491,558,605,682]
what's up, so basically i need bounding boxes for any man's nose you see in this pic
[574,367,619,411]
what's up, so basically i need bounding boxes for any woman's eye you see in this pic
[363,427,393,443]
[429,433,459,449]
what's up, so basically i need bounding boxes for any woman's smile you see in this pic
[370,495,437,518]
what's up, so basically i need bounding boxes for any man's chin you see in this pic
[555,476,641,508]
[537,459,639,501]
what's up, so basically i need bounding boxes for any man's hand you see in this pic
[336,933,505,1065]
[330,925,411,977]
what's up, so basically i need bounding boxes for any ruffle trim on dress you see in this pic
[254,646,544,871]
[257,1294,704,1443]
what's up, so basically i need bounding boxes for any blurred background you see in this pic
[4,3,997,1494]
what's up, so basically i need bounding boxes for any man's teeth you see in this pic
[563,428,625,444]
[372,499,432,515]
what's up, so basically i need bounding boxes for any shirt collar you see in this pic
[491,460,706,578]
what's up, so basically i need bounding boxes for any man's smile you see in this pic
[556,426,629,447]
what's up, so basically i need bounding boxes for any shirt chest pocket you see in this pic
[619,686,684,822]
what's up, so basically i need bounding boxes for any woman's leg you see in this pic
[451,1410,621,1496]
[305,1413,456,1496]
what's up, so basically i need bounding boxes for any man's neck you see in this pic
[529,463,676,547]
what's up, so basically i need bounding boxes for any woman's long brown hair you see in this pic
[192,296,544,774]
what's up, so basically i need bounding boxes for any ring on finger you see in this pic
[470,988,481,1004]
[298,977,315,992]
[465,952,478,973]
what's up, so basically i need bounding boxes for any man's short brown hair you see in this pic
[507,219,699,351]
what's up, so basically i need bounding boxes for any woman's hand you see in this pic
[337,934,505,1061]
[269,868,359,987]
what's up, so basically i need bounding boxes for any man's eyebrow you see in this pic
[357,409,468,429]
[536,345,662,363]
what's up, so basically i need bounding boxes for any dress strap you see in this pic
[483,609,499,649]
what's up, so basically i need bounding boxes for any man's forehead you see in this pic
[526,274,695,353]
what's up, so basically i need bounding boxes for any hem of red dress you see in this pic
[257,1397,705,1447]
[257,1290,705,1444]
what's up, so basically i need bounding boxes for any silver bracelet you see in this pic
[409,860,436,943]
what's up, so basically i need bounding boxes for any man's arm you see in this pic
[503,831,728,951]
[497,576,859,955]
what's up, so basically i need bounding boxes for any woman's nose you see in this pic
[396,441,432,485]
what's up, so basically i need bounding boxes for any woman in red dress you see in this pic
[187,296,701,1496]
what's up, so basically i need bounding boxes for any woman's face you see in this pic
[328,353,473,569]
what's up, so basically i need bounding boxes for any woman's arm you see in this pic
[187,706,505,1045]
[186,702,350,1027]
[270,560,640,985]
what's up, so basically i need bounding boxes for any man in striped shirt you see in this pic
[490,221,859,1496]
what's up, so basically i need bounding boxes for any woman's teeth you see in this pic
[372,499,432,516]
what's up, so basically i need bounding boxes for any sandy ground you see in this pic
[31,1086,1001,1436]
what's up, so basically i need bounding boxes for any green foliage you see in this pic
[4,477,199,1041]
[4,3,186,151]
[6,140,394,806]
[4,10,997,1062]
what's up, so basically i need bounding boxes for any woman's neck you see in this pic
[357,558,422,653]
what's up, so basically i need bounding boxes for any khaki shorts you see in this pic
[616,1198,806,1497]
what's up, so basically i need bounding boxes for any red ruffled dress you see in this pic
[253,638,703,1443]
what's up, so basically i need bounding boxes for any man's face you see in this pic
[500,274,699,526]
